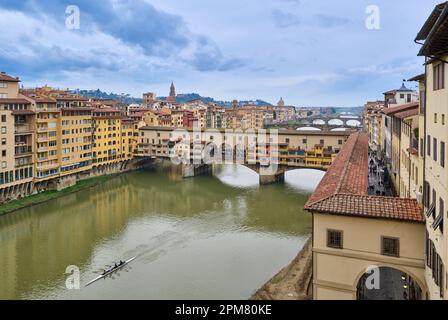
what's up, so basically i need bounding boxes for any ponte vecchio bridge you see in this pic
[137,126,354,184]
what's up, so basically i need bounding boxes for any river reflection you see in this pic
[0,165,323,300]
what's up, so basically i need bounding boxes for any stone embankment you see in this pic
[252,237,313,300]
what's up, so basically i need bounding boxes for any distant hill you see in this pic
[73,89,142,104]
[74,89,272,107]
[73,89,362,113]
[159,93,273,107]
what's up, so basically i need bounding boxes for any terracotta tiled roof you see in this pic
[381,102,419,115]
[394,107,419,119]
[305,132,368,206]
[0,73,20,82]
[307,194,425,223]
[305,132,424,223]
[0,98,31,104]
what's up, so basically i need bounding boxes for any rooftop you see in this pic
[381,102,419,115]
[304,132,424,223]
[0,72,20,82]
[416,2,448,56]
[0,98,31,105]
[394,107,419,119]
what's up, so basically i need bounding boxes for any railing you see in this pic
[37,163,59,170]
[15,146,33,157]
[14,124,33,134]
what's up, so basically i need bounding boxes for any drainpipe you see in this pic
[423,61,427,213]
[408,122,412,198]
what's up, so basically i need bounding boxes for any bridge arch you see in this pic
[331,127,349,131]
[328,119,344,126]
[354,264,426,300]
[312,119,326,125]
[346,119,362,127]
[296,126,321,131]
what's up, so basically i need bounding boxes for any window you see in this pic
[441,141,446,168]
[435,113,438,123]
[434,63,445,91]
[420,91,426,113]
[443,114,446,125]
[0,82,7,88]
[1,138,5,145]
[433,189,437,219]
[302,139,307,144]
[400,94,405,99]
[420,138,424,158]
[327,229,343,249]
[338,140,343,145]
[1,115,5,122]
[320,139,324,145]
[1,150,5,157]
[434,137,438,162]
[424,181,431,208]
[428,135,431,156]
[381,237,400,257]
[285,138,290,143]
[1,127,5,134]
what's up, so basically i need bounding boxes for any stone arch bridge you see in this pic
[137,126,352,184]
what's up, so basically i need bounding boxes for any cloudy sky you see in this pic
[0,0,440,106]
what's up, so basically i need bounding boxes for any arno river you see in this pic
[0,166,324,300]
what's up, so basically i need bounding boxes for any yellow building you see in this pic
[305,132,426,300]
[382,102,419,195]
[0,73,35,199]
[120,119,138,161]
[416,1,448,300]
[92,108,123,167]
[32,99,61,181]
[59,108,93,176]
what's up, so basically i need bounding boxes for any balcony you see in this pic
[38,147,48,153]
[15,159,33,167]
[37,136,49,143]
[15,152,33,158]
[15,123,34,135]
[37,163,59,171]
[37,127,49,133]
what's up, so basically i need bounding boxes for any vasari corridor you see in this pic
[0,1,448,316]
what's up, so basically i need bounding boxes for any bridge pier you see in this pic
[259,171,285,185]
[182,163,212,179]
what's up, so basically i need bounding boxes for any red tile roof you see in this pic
[306,194,425,223]
[305,132,424,223]
[394,107,419,119]
[381,102,419,115]
[0,73,20,82]
[0,98,31,104]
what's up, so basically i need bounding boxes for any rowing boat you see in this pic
[85,256,137,287]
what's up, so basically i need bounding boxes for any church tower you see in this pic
[167,81,176,103]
